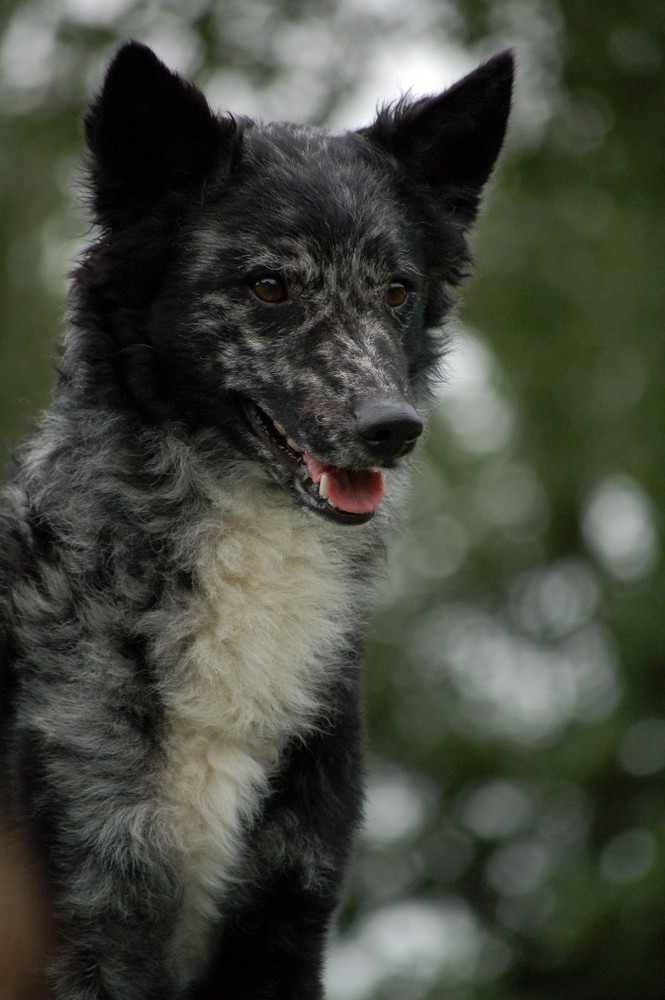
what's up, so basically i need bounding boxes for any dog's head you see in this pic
[78,42,513,525]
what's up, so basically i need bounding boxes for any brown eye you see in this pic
[386,282,408,308]
[251,276,288,304]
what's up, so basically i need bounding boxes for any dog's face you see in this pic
[156,128,439,524]
[79,43,513,525]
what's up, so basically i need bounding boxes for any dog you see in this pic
[0,41,513,999]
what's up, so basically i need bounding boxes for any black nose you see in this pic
[354,397,424,463]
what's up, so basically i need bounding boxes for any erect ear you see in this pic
[85,42,239,227]
[362,50,514,227]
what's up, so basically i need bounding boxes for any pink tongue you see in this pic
[304,455,384,515]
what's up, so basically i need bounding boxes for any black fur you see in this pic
[0,42,513,999]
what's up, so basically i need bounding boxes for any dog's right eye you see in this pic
[251,277,289,304]
[385,282,409,308]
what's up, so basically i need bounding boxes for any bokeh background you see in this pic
[1,1,663,997]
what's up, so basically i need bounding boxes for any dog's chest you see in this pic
[156,478,358,983]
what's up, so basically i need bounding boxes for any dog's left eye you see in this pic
[251,276,289,304]
[385,283,409,308]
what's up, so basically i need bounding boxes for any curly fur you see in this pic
[0,42,513,999]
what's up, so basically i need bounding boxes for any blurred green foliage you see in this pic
[1,1,663,997]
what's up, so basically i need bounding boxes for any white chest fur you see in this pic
[155,473,361,985]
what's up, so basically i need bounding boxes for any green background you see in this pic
[1,1,663,996]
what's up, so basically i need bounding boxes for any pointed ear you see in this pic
[362,50,514,227]
[85,42,239,227]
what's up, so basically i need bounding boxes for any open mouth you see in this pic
[241,399,385,526]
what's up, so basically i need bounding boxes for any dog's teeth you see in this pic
[287,437,302,454]
[273,420,286,438]
[319,473,330,500]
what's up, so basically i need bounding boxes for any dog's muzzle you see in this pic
[241,394,423,526]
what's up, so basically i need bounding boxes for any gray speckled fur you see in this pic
[0,42,513,999]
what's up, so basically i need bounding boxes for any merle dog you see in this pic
[0,42,513,999]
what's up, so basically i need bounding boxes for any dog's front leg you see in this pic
[15,724,181,1000]
[191,668,365,1000]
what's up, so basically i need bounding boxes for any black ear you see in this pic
[85,42,238,227]
[362,50,514,227]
